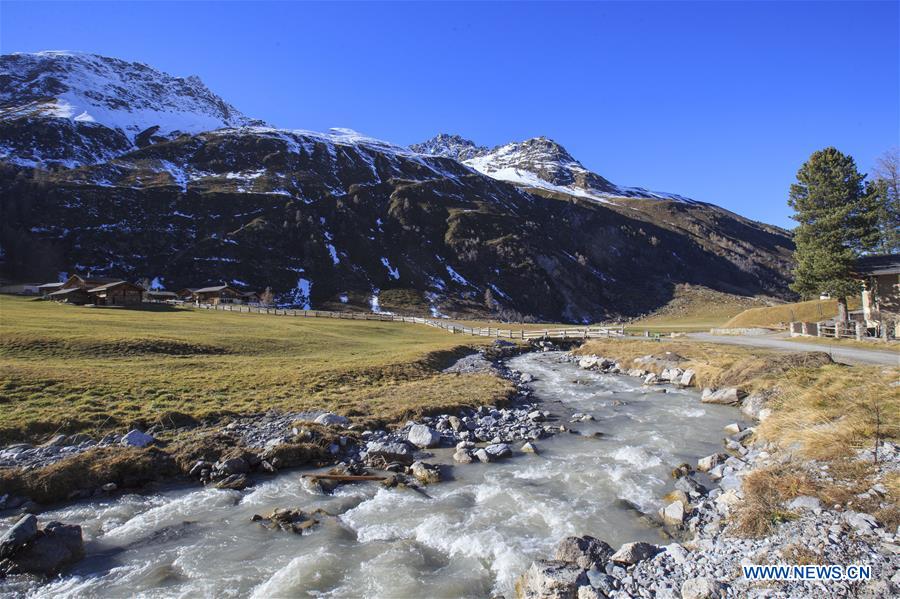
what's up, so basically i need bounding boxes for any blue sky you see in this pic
[2,1,897,228]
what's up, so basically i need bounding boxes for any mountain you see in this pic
[0,52,795,322]
[0,51,262,167]
[412,134,696,203]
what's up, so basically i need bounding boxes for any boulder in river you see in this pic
[410,461,442,484]
[0,514,37,559]
[251,508,320,534]
[366,441,415,465]
[696,453,726,472]
[407,424,441,449]
[610,541,661,565]
[662,500,686,525]
[515,559,588,599]
[453,449,474,464]
[485,443,512,460]
[1,520,84,576]
[679,369,696,387]
[521,442,538,454]
[554,535,613,569]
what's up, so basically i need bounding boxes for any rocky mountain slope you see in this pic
[0,52,795,322]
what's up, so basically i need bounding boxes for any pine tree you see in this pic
[788,147,880,321]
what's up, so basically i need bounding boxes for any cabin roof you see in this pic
[855,254,900,276]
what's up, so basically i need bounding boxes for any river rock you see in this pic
[453,449,474,464]
[474,448,492,463]
[554,536,613,569]
[216,456,250,475]
[662,501,686,525]
[314,412,350,427]
[485,443,512,460]
[681,577,725,599]
[0,514,38,559]
[680,369,696,387]
[723,423,744,435]
[251,508,319,534]
[714,489,741,515]
[120,429,155,447]
[366,441,415,465]
[610,541,661,565]
[408,424,441,449]
[697,453,726,472]
[515,559,588,599]
[700,388,744,405]
[215,474,250,490]
[578,356,599,369]
[5,521,84,576]
[447,415,463,431]
[410,461,442,484]
[740,390,770,420]
[521,441,538,454]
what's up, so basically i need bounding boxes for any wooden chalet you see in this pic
[145,290,178,302]
[87,281,145,306]
[46,286,92,305]
[856,254,900,334]
[191,284,249,305]
[37,282,65,297]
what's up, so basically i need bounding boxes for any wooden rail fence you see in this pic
[189,303,625,340]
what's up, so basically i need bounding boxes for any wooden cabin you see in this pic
[37,282,65,297]
[87,281,145,306]
[192,284,247,305]
[46,287,91,305]
[145,290,178,302]
[60,274,121,291]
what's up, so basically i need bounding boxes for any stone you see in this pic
[251,508,319,534]
[521,442,538,454]
[578,356,599,369]
[610,542,661,565]
[407,424,441,449]
[528,410,545,422]
[723,423,744,435]
[520,373,535,383]
[700,388,744,405]
[714,489,741,515]
[447,415,463,431]
[0,514,38,559]
[217,456,250,475]
[366,441,415,465]
[474,448,492,463]
[7,522,84,575]
[675,475,709,497]
[844,511,880,535]
[665,543,688,565]
[680,369,696,387]
[485,443,512,460]
[120,429,155,447]
[515,559,588,599]
[453,449,474,464]
[787,496,822,514]
[662,501,686,525]
[215,474,250,490]
[643,373,659,385]
[681,577,724,599]
[314,412,350,427]
[101,482,117,492]
[740,391,769,420]
[697,453,726,473]
[718,475,742,492]
[410,461,441,484]
[577,586,604,599]
[554,536,613,569]
[42,434,69,447]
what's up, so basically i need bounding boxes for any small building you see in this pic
[177,288,199,300]
[46,287,92,305]
[87,281,145,306]
[242,291,261,305]
[856,253,900,336]
[192,284,248,305]
[145,290,178,302]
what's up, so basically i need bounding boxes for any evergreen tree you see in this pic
[788,147,880,321]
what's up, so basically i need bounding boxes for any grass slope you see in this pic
[0,296,512,443]
[724,297,861,329]
[626,285,770,332]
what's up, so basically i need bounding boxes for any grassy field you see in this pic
[0,296,513,443]
[724,297,861,328]
[625,285,771,333]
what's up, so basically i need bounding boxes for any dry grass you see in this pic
[724,297,861,329]
[0,296,513,443]
[627,284,770,332]
[733,465,812,537]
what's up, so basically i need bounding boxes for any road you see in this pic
[689,332,899,367]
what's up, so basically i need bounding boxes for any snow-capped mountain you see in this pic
[0,51,263,166]
[412,134,697,204]
[0,51,795,321]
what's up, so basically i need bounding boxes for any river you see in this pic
[2,351,742,598]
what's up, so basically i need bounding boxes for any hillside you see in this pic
[0,52,796,322]
[724,297,862,329]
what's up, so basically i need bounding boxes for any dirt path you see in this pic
[688,332,899,366]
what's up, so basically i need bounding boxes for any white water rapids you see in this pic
[2,352,742,598]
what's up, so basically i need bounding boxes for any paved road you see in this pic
[689,332,899,367]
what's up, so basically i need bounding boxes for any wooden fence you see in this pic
[189,303,625,340]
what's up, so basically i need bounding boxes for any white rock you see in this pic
[787,496,822,514]
[407,424,441,448]
[521,442,538,454]
[120,429,154,447]
[723,423,744,435]
[610,541,660,565]
[314,412,350,427]
[681,576,725,599]
[714,489,741,514]
[700,388,743,405]
[697,453,726,472]
[662,501,686,525]
[680,369,696,387]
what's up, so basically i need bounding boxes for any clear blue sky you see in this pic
[2,1,898,228]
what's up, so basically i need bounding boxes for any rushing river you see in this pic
[3,352,742,598]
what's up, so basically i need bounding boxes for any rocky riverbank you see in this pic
[513,350,899,598]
